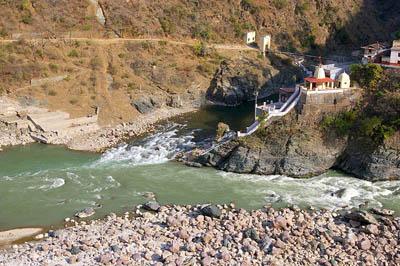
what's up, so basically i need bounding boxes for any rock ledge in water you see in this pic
[75,207,95,219]
[143,201,161,212]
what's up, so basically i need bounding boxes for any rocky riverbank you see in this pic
[0,100,196,153]
[0,204,399,265]
[194,109,400,182]
[65,106,196,152]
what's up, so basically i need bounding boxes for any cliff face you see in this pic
[338,133,400,181]
[206,56,302,106]
[198,109,400,181]
[200,113,347,178]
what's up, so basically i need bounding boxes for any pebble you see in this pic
[0,205,397,265]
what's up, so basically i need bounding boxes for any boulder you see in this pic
[344,210,378,225]
[131,97,161,114]
[243,228,260,242]
[370,208,395,217]
[215,122,230,141]
[200,205,221,219]
[143,201,161,212]
[75,207,95,219]
[167,95,183,108]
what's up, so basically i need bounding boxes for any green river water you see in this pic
[0,103,399,231]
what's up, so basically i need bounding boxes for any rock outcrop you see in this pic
[199,113,347,178]
[197,112,400,181]
[338,133,400,181]
[206,58,301,106]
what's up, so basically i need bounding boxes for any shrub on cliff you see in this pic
[321,110,358,136]
[350,63,383,89]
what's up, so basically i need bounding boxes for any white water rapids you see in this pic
[94,125,196,167]
[0,123,399,229]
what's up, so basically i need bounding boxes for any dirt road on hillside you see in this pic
[0,37,258,51]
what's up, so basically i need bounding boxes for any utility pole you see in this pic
[254,89,259,121]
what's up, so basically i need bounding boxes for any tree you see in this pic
[350,63,383,90]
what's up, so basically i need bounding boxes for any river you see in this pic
[0,103,399,230]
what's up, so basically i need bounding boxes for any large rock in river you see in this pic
[199,113,347,178]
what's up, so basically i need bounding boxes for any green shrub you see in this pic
[231,19,254,38]
[192,23,213,40]
[0,28,8,38]
[241,0,260,14]
[196,62,215,75]
[302,34,316,49]
[159,18,175,34]
[350,63,383,89]
[48,63,58,72]
[295,1,310,15]
[193,41,207,57]
[48,89,57,96]
[141,41,153,50]
[394,30,400,39]
[321,110,358,136]
[35,49,43,58]
[272,0,288,9]
[21,13,33,24]
[82,24,92,31]
[360,116,395,141]
[20,0,31,10]
[68,49,79,57]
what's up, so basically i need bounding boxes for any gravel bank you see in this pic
[0,204,399,265]
[66,106,196,152]
[0,105,195,153]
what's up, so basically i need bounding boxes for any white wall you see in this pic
[390,49,400,64]
[245,32,256,44]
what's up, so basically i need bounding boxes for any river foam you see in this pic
[219,171,400,210]
[93,124,195,167]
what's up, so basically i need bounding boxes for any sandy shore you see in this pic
[0,204,398,265]
[0,228,43,246]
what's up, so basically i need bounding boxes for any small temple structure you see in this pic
[238,64,358,137]
[303,65,335,91]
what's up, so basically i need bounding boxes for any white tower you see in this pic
[260,35,271,55]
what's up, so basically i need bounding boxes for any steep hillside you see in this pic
[1,39,300,125]
[101,0,400,52]
[1,1,399,52]
[0,0,105,38]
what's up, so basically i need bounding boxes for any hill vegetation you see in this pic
[322,65,400,143]
[1,0,399,53]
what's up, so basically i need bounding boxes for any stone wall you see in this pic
[298,88,362,117]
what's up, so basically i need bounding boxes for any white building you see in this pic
[382,40,400,65]
[260,35,271,55]
[337,72,351,89]
[244,31,256,44]
[322,64,345,80]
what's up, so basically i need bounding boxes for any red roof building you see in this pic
[304,65,335,90]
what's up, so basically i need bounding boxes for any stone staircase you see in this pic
[0,97,100,144]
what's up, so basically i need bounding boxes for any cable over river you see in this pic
[0,103,399,231]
